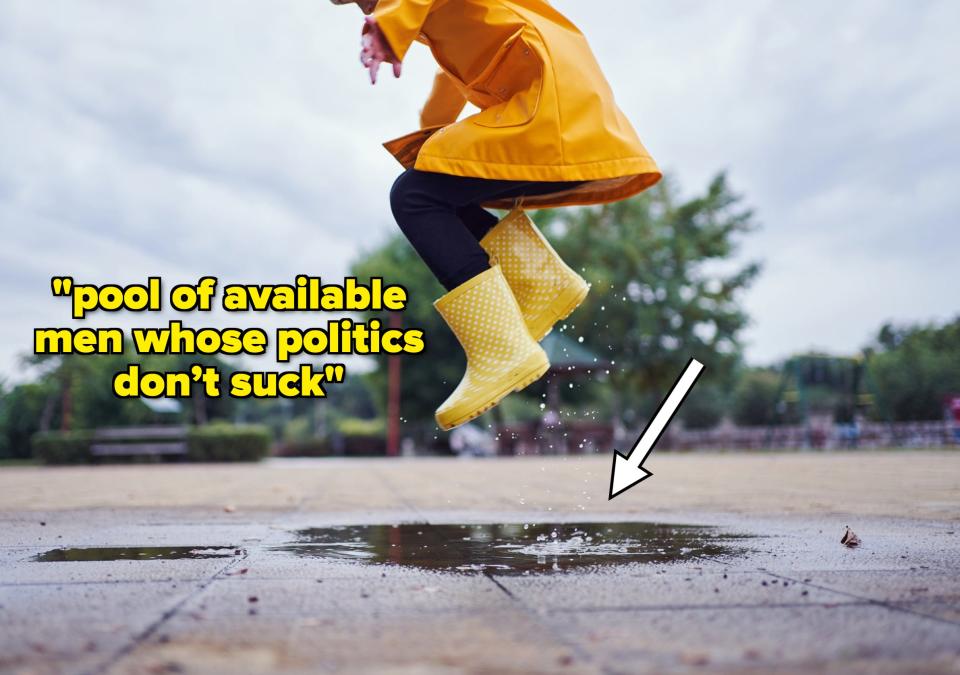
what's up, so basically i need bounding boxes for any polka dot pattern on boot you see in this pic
[481,208,589,340]
[434,265,548,430]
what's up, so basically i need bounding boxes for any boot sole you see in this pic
[437,351,550,431]
[529,277,591,342]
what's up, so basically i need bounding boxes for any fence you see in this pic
[665,420,958,451]
[494,420,959,454]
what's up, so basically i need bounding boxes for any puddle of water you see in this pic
[271,522,751,575]
[32,547,239,562]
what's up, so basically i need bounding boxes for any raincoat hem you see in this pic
[482,172,662,210]
[413,153,660,183]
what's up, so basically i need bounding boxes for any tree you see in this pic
[545,173,761,427]
[351,236,462,435]
[866,318,960,421]
[350,172,761,432]
[0,379,9,458]
[0,382,52,459]
[731,369,782,426]
[679,383,727,429]
[12,349,241,443]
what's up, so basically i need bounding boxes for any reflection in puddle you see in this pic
[271,522,751,575]
[32,547,239,562]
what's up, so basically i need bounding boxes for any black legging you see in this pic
[390,168,582,290]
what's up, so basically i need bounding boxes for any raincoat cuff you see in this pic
[373,0,434,61]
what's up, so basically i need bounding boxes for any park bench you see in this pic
[90,426,188,460]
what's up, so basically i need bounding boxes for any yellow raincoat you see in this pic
[375,0,661,209]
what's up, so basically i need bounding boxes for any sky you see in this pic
[1,0,958,382]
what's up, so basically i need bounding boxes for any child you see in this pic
[333,0,661,430]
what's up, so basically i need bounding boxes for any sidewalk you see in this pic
[0,451,957,518]
[1,452,958,674]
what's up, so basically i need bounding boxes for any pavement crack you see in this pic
[547,600,875,614]
[482,572,607,672]
[83,549,250,675]
[765,570,960,628]
[482,571,516,599]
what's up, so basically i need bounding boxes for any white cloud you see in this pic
[1,0,958,382]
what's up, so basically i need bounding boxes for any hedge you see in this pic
[336,417,386,437]
[277,434,384,457]
[186,424,271,462]
[32,431,94,465]
[276,438,331,457]
[31,424,271,465]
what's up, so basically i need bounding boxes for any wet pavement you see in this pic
[0,454,958,674]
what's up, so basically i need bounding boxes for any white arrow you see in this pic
[609,358,705,499]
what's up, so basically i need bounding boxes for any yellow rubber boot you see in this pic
[435,265,549,431]
[480,208,590,341]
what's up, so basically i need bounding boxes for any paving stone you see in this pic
[108,609,591,675]
[546,604,960,673]
[769,569,960,606]
[0,516,272,549]
[0,557,234,586]
[0,547,42,564]
[0,452,958,674]
[0,581,199,675]
[182,574,514,618]
[497,568,852,611]
[713,521,960,572]
[895,600,960,624]
[224,550,465,581]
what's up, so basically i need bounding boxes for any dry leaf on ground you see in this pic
[841,526,861,548]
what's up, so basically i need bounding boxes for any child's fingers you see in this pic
[369,57,381,84]
[393,61,402,78]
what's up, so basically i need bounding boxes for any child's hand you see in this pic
[360,17,402,85]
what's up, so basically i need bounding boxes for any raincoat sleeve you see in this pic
[420,70,467,129]
[372,0,435,62]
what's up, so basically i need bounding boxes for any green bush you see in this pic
[32,424,272,464]
[333,417,386,457]
[276,437,331,457]
[336,417,385,437]
[32,431,94,464]
[732,370,782,427]
[186,424,271,462]
[3,383,53,460]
